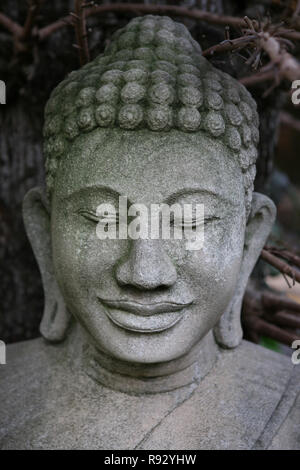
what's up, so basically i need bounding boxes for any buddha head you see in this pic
[23,15,275,365]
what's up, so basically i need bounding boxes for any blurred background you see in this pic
[0,0,299,350]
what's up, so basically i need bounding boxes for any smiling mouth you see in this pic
[98,298,192,333]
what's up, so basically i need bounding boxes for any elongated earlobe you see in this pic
[214,192,276,349]
[23,187,71,342]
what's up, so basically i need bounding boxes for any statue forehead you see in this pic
[53,128,243,205]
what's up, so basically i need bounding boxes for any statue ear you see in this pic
[214,192,276,349]
[23,187,71,342]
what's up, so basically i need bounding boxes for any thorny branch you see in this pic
[202,34,258,57]
[36,4,257,39]
[202,16,300,88]
[36,4,300,42]
[1,3,300,64]
[73,0,90,65]
[0,3,247,40]
[0,2,299,85]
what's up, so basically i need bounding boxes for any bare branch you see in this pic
[264,310,300,328]
[37,4,300,42]
[266,246,300,266]
[242,282,300,346]
[203,20,300,86]
[262,291,300,312]
[38,3,243,40]
[293,0,300,17]
[202,35,257,57]
[73,0,90,66]
[280,111,300,132]
[243,315,300,346]
[258,30,300,81]
[0,12,23,36]
[21,0,41,40]
[260,249,300,284]
[239,70,275,86]
[279,29,300,41]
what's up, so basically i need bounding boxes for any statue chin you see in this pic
[1,14,299,451]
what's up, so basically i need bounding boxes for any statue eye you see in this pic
[78,210,99,223]
[174,215,220,229]
[78,210,119,224]
[181,216,203,229]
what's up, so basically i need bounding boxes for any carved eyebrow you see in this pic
[60,185,238,207]
[164,188,238,206]
[60,185,127,203]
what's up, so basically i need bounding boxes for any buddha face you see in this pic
[51,128,247,363]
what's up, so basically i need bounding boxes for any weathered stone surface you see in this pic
[0,15,299,449]
[0,336,299,449]
[44,15,258,218]
[268,393,300,450]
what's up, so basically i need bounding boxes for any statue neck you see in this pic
[67,324,219,394]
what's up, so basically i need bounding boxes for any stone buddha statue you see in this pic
[1,15,299,450]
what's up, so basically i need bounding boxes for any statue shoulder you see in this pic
[1,336,65,382]
[254,361,300,450]
[0,337,67,446]
[0,337,53,386]
[267,390,300,450]
[222,340,299,449]
[139,340,298,450]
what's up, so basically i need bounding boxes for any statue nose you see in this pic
[116,239,177,290]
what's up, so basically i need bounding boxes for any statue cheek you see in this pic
[53,227,131,291]
[180,249,242,302]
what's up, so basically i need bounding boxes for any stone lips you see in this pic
[44,15,259,215]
